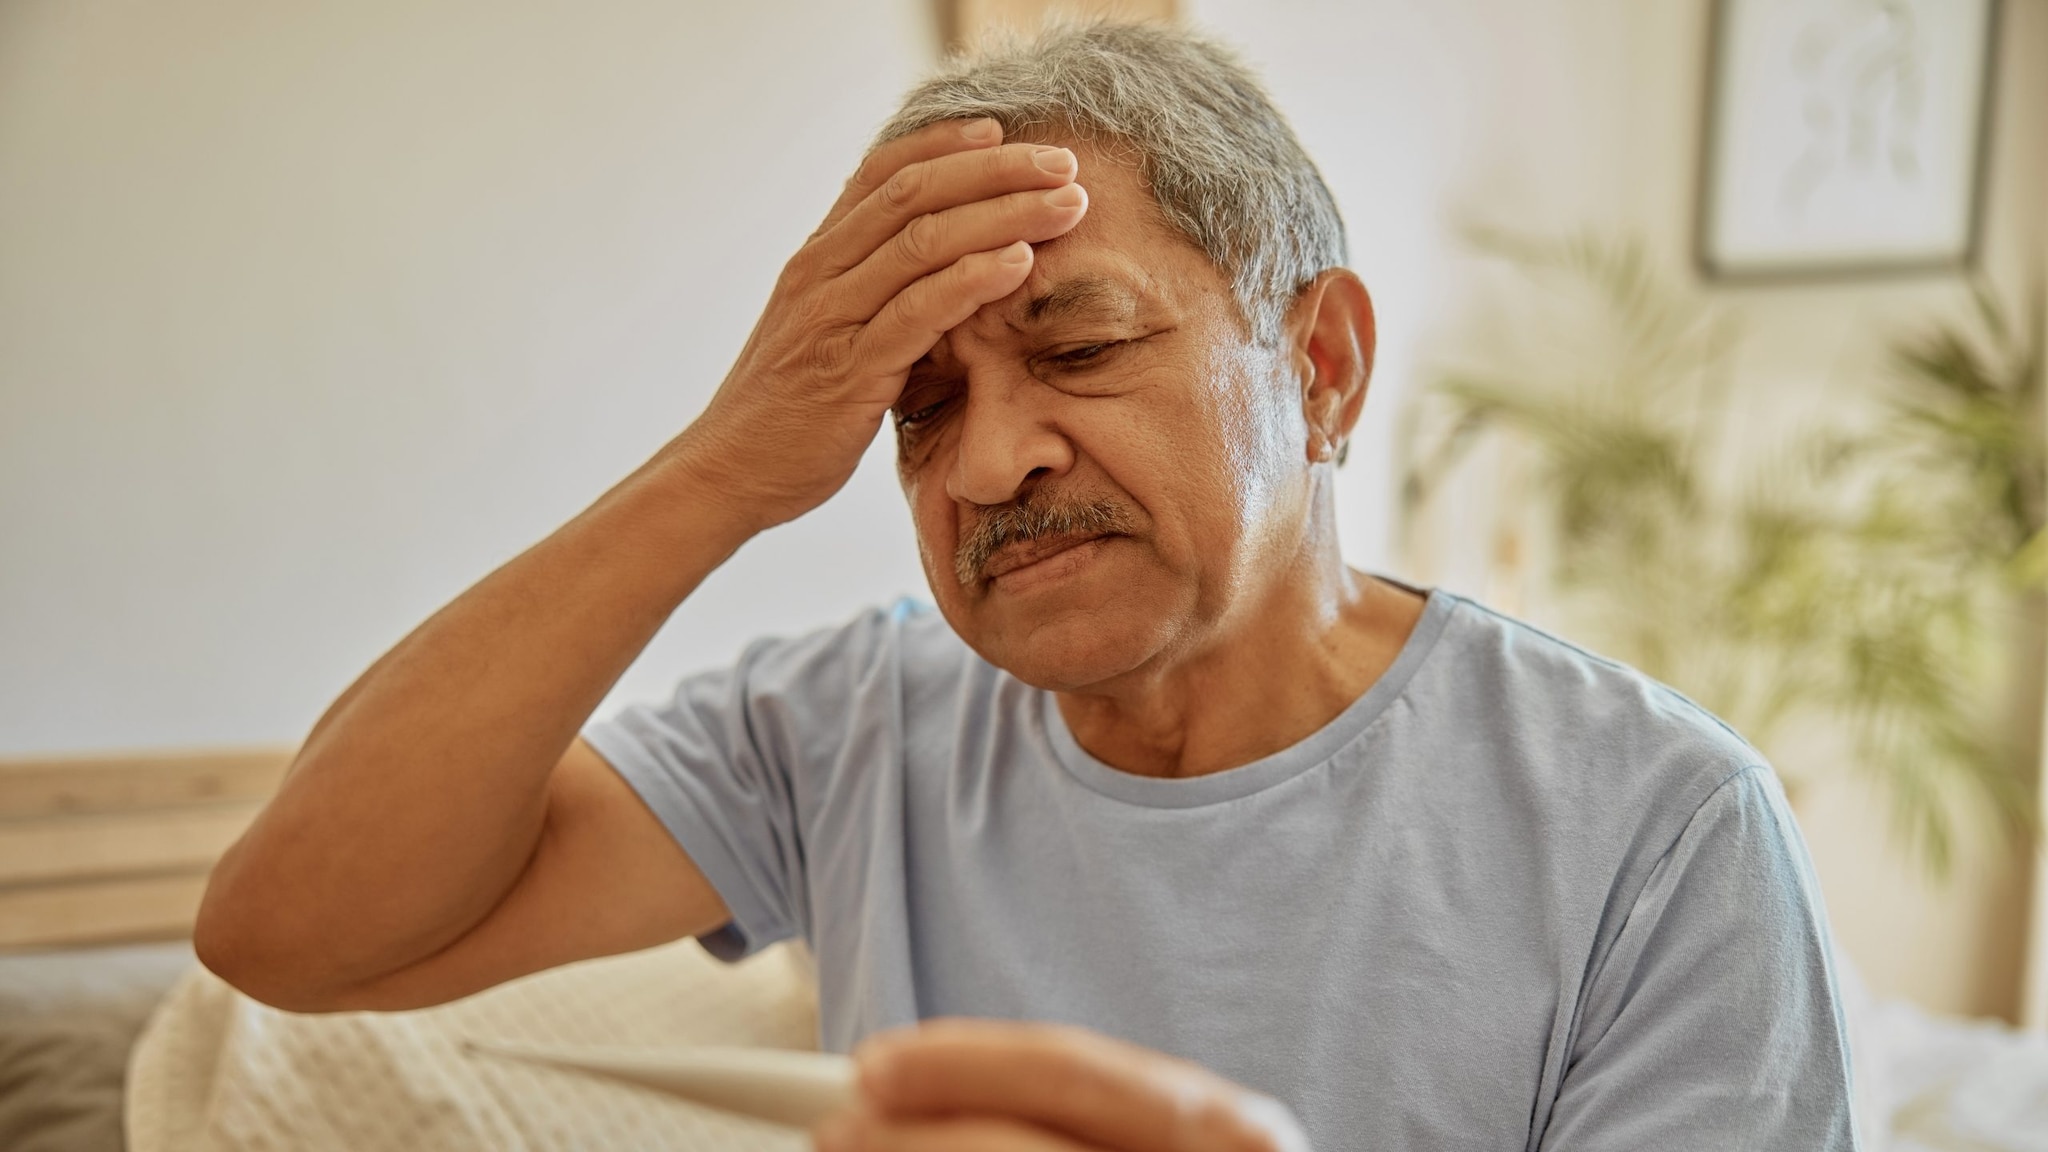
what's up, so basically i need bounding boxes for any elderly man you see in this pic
[197,23,1857,1152]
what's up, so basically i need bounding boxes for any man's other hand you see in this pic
[682,118,1088,532]
[813,1019,1313,1152]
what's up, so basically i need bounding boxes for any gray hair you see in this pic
[877,22,1348,346]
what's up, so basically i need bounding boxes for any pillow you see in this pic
[127,940,818,1152]
[0,941,195,1152]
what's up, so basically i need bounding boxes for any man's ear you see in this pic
[1285,269,1376,466]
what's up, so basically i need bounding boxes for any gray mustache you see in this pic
[954,491,1137,586]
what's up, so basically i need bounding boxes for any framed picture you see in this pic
[1696,0,2000,281]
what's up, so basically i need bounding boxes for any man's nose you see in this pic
[944,377,1075,506]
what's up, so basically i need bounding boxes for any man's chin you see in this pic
[943,588,1181,693]
[975,616,1168,692]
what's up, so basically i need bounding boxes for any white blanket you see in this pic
[1843,963,2048,1152]
[125,941,817,1152]
[126,938,2048,1150]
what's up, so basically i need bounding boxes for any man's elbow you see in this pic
[193,872,358,1014]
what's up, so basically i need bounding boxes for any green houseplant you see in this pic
[1402,232,2039,873]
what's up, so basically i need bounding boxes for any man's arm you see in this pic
[194,117,1091,1011]
[193,447,743,1012]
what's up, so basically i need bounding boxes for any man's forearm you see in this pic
[197,117,1081,1003]
[198,438,755,994]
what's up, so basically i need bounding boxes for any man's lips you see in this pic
[979,532,1115,582]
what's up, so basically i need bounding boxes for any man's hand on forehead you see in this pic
[806,119,1087,319]
[681,117,1089,532]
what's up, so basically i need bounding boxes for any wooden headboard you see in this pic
[0,749,292,951]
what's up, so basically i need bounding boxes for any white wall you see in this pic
[0,0,1495,755]
[0,0,944,752]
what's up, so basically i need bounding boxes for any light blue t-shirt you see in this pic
[585,590,1857,1150]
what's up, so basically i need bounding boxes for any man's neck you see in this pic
[1053,560,1427,780]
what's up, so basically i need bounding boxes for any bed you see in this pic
[0,749,822,1151]
[0,940,194,1151]
[0,749,289,1152]
[2,750,2043,1151]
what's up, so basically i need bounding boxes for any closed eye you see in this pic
[1054,342,1116,365]
[1036,340,1128,375]
[894,398,951,431]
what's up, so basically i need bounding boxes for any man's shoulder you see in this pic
[1420,592,1766,808]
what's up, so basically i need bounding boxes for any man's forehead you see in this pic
[1006,220,1177,327]
[1024,143,1189,272]
[938,139,1223,343]
[915,266,1148,375]
[952,244,1186,350]
[919,271,1146,371]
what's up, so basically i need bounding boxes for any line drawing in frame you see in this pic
[1694,0,2001,283]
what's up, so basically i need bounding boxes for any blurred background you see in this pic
[2,0,2045,1088]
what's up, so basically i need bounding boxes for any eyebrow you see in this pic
[1021,276,1138,325]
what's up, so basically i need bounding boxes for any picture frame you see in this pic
[1695,0,2001,282]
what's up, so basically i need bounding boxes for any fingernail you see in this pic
[961,118,1000,142]
[998,240,1031,265]
[1044,184,1085,209]
[1032,147,1076,175]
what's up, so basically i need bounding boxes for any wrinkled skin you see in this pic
[885,134,1417,783]
[891,138,1311,693]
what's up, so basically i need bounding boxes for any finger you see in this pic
[815,1110,1088,1152]
[855,1020,1306,1152]
[852,242,1035,377]
[816,143,1080,275]
[832,183,1086,319]
[817,118,1003,236]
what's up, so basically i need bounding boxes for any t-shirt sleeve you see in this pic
[581,618,878,963]
[1539,766,1860,1150]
